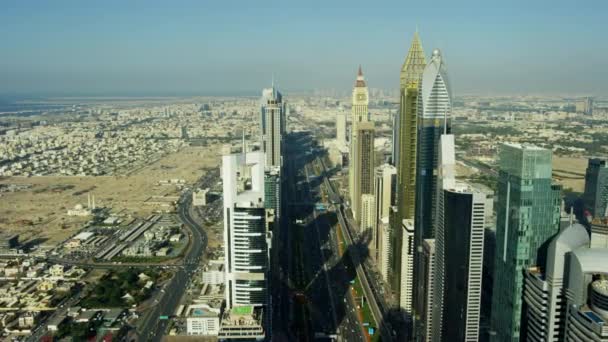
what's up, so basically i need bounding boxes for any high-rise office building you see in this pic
[260,86,285,169]
[583,158,608,218]
[575,97,594,116]
[374,164,397,260]
[523,221,608,342]
[413,48,453,336]
[391,111,399,166]
[414,48,452,245]
[264,167,281,220]
[400,218,415,319]
[433,184,486,341]
[390,30,427,304]
[352,121,375,225]
[490,143,562,342]
[431,133,485,342]
[419,238,436,342]
[523,223,589,342]
[564,250,608,341]
[361,194,376,234]
[349,66,370,220]
[378,218,391,282]
[222,151,271,311]
[336,111,347,147]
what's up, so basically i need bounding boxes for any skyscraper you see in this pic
[523,221,608,342]
[413,48,453,335]
[490,143,562,342]
[431,133,486,342]
[260,86,285,169]
[361,194,376,234]
[353,121,375,225]
[400,218,415,319]
[390,30,427,304]
[523,223,590,342]
[378,219,392,282]
[414,48,452,245]
[349,66,370,220]
[583,158,608,218]
[374,164,397,261]
[264,167,281,220]
[564,249,608,341]
[222,151,271,310]
[419,238,436,342]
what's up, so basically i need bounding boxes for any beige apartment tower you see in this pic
[349,66,370,220]
[352,121,375,225]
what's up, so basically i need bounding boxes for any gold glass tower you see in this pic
[349,66,370,222]
[390,31,426,311]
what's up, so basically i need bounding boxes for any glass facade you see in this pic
[584,158,608,218]
[490,144,562,342]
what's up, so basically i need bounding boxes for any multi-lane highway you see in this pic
[275,132,368,342]
[303,161,366,342]
[316,155,397,342]
[137,189,207,340]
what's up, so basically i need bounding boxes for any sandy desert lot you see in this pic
[552,156,587,193]
[0,145,222,246]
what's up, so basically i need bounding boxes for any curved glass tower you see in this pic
[412,48,452,336]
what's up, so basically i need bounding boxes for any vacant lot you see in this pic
[553,156,587,193]
[0,146,221,246]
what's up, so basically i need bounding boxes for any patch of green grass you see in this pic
[80,269,159,308]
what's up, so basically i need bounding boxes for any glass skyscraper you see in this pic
[583,158,608,218]
[412,48,452,336]
[490,143,562,342]
[260,86,285,169]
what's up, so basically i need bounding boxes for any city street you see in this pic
[273,132,366,342]
[137,187,208,340]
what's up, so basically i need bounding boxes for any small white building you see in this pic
[192,188,209,206]
[186,305,221,336]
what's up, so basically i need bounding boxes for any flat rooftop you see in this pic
[231,306,253,316]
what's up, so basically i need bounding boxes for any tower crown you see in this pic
[355,65,366,87]
[401,31,427,89]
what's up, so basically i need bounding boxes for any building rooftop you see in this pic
[235,190,264,208]
[231,305,253,316]
[502,142,545,150]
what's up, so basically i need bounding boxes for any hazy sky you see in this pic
[1,0,607,97]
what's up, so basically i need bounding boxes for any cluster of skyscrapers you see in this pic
[343,30,608,342]
[217,29,608,342]
[221,84,285,340]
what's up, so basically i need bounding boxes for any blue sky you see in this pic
[1,0,606,96]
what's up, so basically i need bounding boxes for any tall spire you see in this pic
[400,30,427,89]
[355,65,366,87]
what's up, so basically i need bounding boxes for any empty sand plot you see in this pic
[0,146,221,246]
[552,156,587,193]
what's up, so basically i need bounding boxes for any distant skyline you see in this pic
[1,0,607,97]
